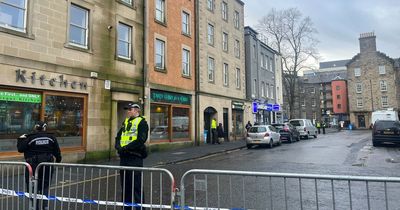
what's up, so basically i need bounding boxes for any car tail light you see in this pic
[264,133,270,137]
[283,126,289,132]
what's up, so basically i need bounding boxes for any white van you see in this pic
[371,110,399,127]
[289,119,318,139]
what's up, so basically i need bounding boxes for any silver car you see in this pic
[289,119,318,139]
[246,125,281,149]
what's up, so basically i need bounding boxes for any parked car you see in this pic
[271,123,300,143]
[372,120,400,147]
[246,125,281,149]
[289,119,318,139]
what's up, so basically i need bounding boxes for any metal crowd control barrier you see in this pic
[0,161,34,210]
[179,169,400,210]
[33,163,176,210]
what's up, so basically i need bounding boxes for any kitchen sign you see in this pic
[16,69,87,90]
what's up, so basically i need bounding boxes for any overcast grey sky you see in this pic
[243,0,400,64]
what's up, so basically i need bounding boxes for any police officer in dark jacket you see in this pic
[115,103,148,210]
[17,121,62,210]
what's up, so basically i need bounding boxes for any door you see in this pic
[358,115,366,128]
[223,108,229,141]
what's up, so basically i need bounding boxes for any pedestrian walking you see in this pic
[17,121,62,210]
[316,121,321,134]
[217,123,224,144]
[322,121,326,134]
[211,118,218,144]
[115,103,148,210]
[245,121,252,132]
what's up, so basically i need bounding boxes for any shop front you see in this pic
[0,68,88,157]
[149,90,191,143]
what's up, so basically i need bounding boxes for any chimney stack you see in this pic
[359,32,376,53]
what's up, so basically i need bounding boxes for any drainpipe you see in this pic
[143,0,148,116]
[195,0,200,146]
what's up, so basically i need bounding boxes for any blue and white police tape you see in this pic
[1,188,248,210]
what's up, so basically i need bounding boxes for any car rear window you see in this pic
[290,120,304,126]
[273,125,284,129]
[374,121,400,130]
[249,127,267,133]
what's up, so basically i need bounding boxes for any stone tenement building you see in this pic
[0,0,144,162]
[347,32,400,128]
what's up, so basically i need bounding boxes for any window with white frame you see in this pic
[269,57,273,71]
[234,10,239,29]
[155,39,165,69]
[69,4,89,48]
[155,0,165,23]
[302,98,305,106]
[236,68,241,89]
[381,96,388,107]
[356,83,362,93]
[260,53,265,68]
[253,79,257,96]
[223,63,228,86]
[0,0,27,32]
[266,83,270,98]
[208,57,215,82]
[182,11,190,35]
[221,1,228,20]
[182,49,190,76]
[120,0,133,6]
[312,99,316,107]
[207,23,214,45]
[117,22,132,59]
[354,68,361,77]
[356,98,363,108]
[379,65,386,75]
[300,87,305,93]
[207,0,214,11]
[234,39,240,58]
[270,85,274,99]
[311,87,315,93]
[380,80,387,91]
[222,32,228,52]
[261,82,265,97]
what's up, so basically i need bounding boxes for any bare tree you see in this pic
[257,8,319,119]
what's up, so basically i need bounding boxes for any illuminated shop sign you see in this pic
[151,90,191,105]
[0,90,41,103]
[16,69,87,90]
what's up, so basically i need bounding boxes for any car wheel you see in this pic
[288,135,293,143]
[278,139,282,146]
[268,139,273,148]
[372,141,380,147]
[305,135,309,139]
[314,132,317,138]
[247,144,252,149]
[297,135,300,141]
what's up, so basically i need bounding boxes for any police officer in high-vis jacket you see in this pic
[115,103,148,210]
[17,121,62,210]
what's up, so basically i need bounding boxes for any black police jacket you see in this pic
[17,131,62,163]
[115,116,149,158]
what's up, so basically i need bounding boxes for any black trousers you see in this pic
[211,129,217,144]
[120,156,144,210]
[25,163,53,210]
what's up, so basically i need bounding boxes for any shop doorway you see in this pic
[358,115,366,128]
[204,107,217,144]
[223,108,229,141]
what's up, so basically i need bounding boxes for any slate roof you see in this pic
[319,60,350,69]
[301,70,347,84]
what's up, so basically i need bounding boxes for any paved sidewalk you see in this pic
[100,139,247,167]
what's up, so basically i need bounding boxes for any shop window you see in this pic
[0,90,41,152]
[44,95,84,147]
[172,107,189,139]
[150,104,169,141]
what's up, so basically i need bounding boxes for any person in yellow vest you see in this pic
[316,121,321,134]
[211,118,219,144]
[115,103,148,210]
